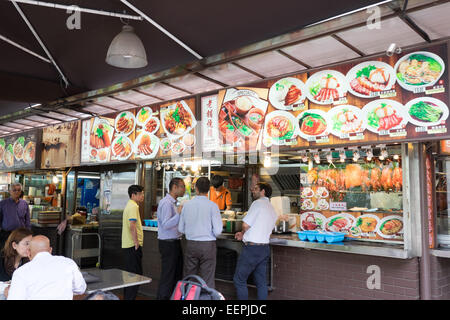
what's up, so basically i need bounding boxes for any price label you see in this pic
[379,90,397,98]
[349,132,364,140]
[284,139,298,146]
[315,136,330,144]
[330,202,347,211]
[415,126,428,133]
[292,104,306,112]
[333,97,348,105]
[427,126,447,134]
[426,86,445,95]
[389,129,407,137]
[413,87,426,94]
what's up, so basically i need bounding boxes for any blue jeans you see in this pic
[233,244,270,300]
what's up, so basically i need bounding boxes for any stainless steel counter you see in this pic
[143,227,410,259]
[430,249,450,258]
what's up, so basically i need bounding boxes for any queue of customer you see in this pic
[155,176,276,300]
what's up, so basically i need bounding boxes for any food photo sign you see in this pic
[0,130,40,171]
[263,42,450,149]
[200,43,449,155]
[205,87,269,153]
[80,98,197,164]
[158,98,197,159]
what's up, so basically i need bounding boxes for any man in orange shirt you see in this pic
[209,175,232,211]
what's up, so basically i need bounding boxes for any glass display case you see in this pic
[299,145,404,244]
[12,172,64,225]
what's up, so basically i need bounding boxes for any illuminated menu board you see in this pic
[0,130,40,171]
[80,98,197,164]
[201,43,449,152]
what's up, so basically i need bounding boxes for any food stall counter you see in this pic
[143,226,409,259]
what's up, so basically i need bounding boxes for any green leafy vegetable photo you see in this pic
[409,101,442,123]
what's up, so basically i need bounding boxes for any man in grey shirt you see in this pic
[156,177,185,300]
[178,177,222,289]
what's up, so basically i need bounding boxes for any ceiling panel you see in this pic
[336,16,425,55]
[235,51,306,78]
[138,82,187,101]
[407,2,450,40]
[13,119,46,127]
[26,115,61,124]
[92,96,127,110]
[113,90,160,107]
[165,73,223,94]
[58,108,91,119]
[198,63,261,87]
[282,36,360,67]
[82,105,115,115]
[3,122,32,130]
[45,112,78,122]
[0,125,20,132]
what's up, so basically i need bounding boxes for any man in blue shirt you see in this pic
[178,177,222,289]
[0,183,31,250]
[156,177,185,300]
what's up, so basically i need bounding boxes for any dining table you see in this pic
[82,268,152,294]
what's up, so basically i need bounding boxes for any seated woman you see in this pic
[0,228,32,297]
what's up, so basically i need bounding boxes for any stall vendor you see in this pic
[209,175,232,211]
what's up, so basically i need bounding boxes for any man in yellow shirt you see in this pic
[210,175,232,211]
[122,184,144,300]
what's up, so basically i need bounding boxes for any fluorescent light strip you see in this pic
[304,0,393,28]
[8,0,143,20]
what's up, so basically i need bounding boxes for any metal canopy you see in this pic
[0,0,449,136]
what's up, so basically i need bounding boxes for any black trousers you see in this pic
[123,246,143,300]
[0,230,11,252]
[157,239,183,300]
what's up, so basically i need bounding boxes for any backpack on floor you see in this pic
[170,274,225,300]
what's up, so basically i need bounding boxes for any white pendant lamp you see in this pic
[106,25,147,68]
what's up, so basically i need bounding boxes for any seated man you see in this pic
[7,235,86,300]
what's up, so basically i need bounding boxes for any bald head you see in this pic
[29,235,52,259]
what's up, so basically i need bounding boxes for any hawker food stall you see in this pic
[3,35,446,299]
[69,40,448,300]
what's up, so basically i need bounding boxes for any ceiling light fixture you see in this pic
[326,152,333,164]
[313,153,321,164]
[106,25,148,68]
[366,149,373,161]
[263,154,272,168]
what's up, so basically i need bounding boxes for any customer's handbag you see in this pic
[170,274,225,300]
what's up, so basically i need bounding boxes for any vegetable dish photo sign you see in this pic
[0,130,40,171]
